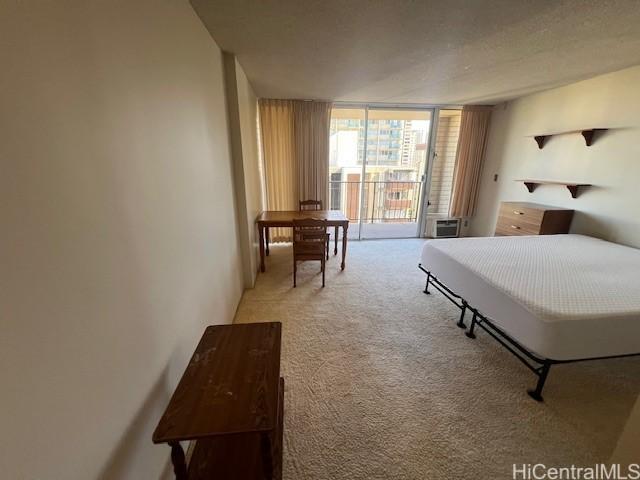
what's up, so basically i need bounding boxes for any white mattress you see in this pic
[420,234,640,360]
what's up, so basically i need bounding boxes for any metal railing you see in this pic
[329,180,423,223]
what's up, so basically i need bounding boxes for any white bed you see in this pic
[420,234,640,361]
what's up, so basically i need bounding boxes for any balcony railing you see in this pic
[329,181,423,223]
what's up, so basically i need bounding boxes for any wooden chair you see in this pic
[299,199,329,260]
[299,199,323,211]
[293,218,328,288]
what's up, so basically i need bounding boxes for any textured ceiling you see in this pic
[191,0,640,104]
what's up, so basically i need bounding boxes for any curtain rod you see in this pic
[332,101,463,109]
[258,98,464,109]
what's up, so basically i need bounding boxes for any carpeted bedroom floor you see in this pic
[234,239,640,480]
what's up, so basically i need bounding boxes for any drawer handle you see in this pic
[511,225,521,230]
[513,210,524,215]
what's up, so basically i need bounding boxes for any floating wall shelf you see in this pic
[515,179,591,199]
[530,128,607,149]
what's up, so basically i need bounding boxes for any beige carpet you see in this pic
[234,239,640,480]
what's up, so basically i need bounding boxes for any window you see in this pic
[427,110,463,216]
[387,191,409,200]
[329,106,463,240]
[330,172,342,210]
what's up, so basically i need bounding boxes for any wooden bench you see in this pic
[153,322,284,480]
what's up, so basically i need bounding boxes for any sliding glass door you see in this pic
[329,107,366,239]
[329,106,435,239]
[360,108,432,239]
[424,110,463,216]
[420,109,463,237]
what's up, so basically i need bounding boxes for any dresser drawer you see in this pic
[499,202,544,223]
[495,218,541,236]
[494,202,574,236]
[496,203,543,235]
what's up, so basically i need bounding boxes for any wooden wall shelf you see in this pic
[515,179,591,198]
[531,128,607,149]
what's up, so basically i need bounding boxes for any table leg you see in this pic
[341,223,348,270]
[265,227,270,256]
[334,226,338,255]
[169,441,188,480]
[258,224,266,272]
[260,432,274,480]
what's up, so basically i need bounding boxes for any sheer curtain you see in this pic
[449,105,492,218]
[258,99,332,241]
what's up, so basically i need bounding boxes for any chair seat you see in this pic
[293,243,325,256]
[294,253,325,262]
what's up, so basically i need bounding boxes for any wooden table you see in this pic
[256,210,349,272]
[153,322,284,480]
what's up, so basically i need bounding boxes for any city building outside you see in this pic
[329,108,461,238]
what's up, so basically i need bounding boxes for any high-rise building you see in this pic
[329,115,430,222]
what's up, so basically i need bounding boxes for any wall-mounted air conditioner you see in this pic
[427,217,460,238]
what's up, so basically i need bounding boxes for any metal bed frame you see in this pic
[419,263,640,401]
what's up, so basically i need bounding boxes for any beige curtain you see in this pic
[294,101,331,208]
[259,99,296,242]
[258,99,332,242]
[449,105,492,218]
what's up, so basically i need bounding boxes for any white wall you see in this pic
[472,66,640,248]
[222,53,263,287]
[0,1,245,479]
[235,59,264,281]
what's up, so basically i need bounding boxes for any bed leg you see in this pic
[527,363,551,402]
[423,272,431,294]
[456,301,467,329]
[465,312,477,339]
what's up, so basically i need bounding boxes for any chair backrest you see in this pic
[293,218,327,253]
[299,199,322,211]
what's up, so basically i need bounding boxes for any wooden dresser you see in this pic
[495,202,574,236]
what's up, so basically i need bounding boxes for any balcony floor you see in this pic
[347,221,420,239]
